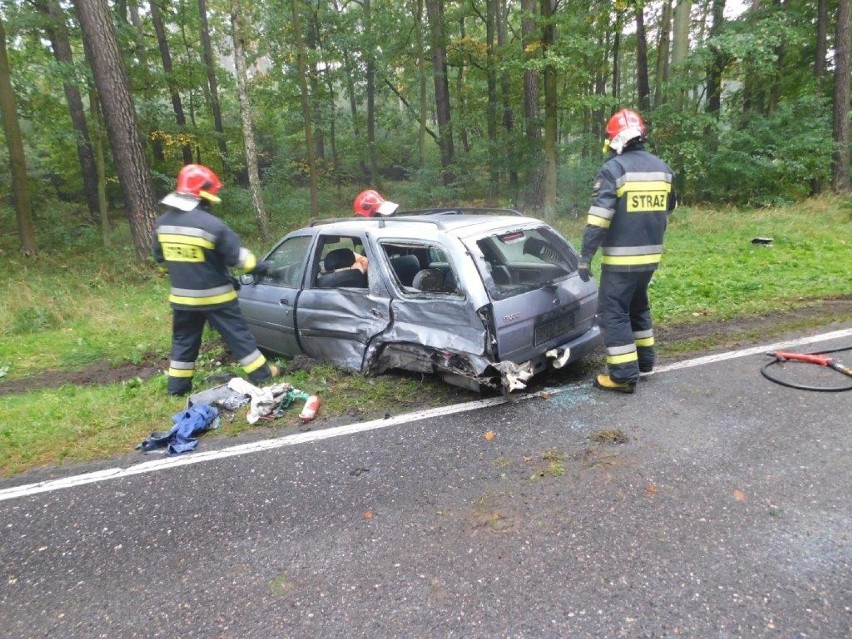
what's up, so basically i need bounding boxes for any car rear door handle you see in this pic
[279,298,290,305]
[370,308,383,318]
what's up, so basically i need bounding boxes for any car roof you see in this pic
[309,210,545,241]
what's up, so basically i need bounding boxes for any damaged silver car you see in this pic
[238,208,602,392]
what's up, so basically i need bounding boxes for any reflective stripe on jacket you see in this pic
[152,199,258,310]
[581,148,676,273]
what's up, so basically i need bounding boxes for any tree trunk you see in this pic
[612,10,622,101]
[634,1,650,113]
[672,0,692,109]
[766,0,784,115]
[521,0,543,208]
[415,0,428,168]
[128,0,164,164]
[833,0,851,192]
[35,0,100,221]
[89,89,111,247]
[198,0,229,172]
[497,0,518,193]
[593,29,609,148]
[540,0,557,217]
[230,0,271,240]
[307,12,325,162]
[456,16,470,154]
[486,0,499,200]
[290,0,319,216]
[426,0,454,186]
[364,0,378,184]
[331,0,368,179]
[0,18,37,255]
[815,0,827,78]
[654,0,672,107]
[150,0,193,165]
[706,0,727,117]
[73,0,159,260]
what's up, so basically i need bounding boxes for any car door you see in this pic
[295,233,392,371]
[238,233,313,356]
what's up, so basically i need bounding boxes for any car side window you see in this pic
[312,235,369,289]
[261,235,312,287]
[380,241,461,296]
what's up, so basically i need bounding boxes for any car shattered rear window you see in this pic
[475,226,579,300]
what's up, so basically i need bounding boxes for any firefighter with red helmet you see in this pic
[353,189,399,217]
[153,164,278,396]
[579,109,676,394]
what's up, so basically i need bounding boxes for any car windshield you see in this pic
[474,226,579,301]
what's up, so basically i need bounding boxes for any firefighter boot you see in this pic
[248,361,280,387]
[167,377,192,397]
[593,374,636,394]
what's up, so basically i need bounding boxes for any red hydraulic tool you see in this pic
[762,348,852,392]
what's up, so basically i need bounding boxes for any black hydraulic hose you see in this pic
[761,345,852,392]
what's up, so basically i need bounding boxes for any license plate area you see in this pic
[534,309,575,346]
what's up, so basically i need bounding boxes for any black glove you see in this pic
[578,260,591,282]
[252,260,273,276]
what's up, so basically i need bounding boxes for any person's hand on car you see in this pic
[578,260,591,282]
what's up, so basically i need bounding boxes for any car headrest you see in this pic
[390,255,421,286]
[324,248,356,271]
[412,268,445,292]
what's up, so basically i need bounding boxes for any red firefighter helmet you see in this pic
[605,109,646,155]
[353,189,399,217]
[175,164,223,202]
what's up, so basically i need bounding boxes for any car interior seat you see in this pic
[390,255,421,287]
[412,268,445,292]
[316,248,367,288]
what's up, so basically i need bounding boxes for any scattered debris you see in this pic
[136,403,220,455]
[751,237,774,245]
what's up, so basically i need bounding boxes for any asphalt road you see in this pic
[1,326,850,639]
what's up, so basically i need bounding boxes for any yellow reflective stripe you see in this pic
[635,336,655,347]
[615,180,672,197]
[168,368,194,378]
[158,234,215,250]
[601,254,661,266]
[587,215,611,228]
[607,351,638,365]
[243,353,267,374]
[169,290,238,306]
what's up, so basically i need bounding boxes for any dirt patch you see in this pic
[0,360,166,397]
[655,295,851,353]
[1,296,849,398]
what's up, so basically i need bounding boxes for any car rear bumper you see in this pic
[525,322,603,378]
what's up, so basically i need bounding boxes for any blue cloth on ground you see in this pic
[137,403,220,454]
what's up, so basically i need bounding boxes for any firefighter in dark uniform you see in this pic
[153,164,278,396]
[578,109,676,394]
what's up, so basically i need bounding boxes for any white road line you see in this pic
[2,327,850,502]
[651,327,852,374]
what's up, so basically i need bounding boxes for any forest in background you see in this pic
[1,0,850,260]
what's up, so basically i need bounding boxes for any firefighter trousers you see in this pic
[168,302,273,396]
[597,269,656,384]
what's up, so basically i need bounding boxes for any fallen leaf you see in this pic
[484,431,495,441]
[733,489,746,502]
[363,510,373,519]
[646,484,658,495]
[539,391,551,400]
